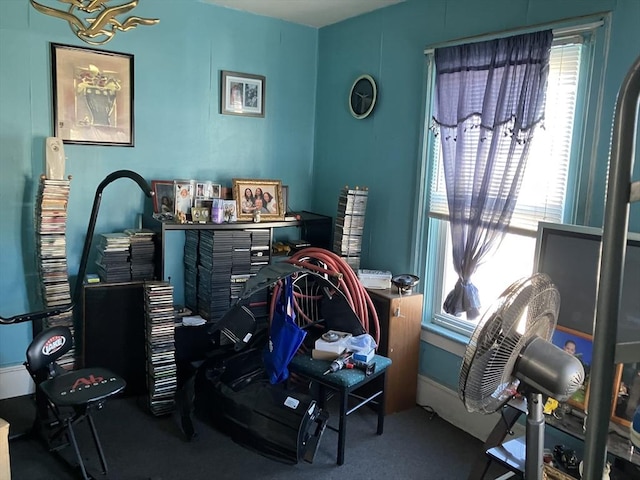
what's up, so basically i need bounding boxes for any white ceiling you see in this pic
[203,0,405,28]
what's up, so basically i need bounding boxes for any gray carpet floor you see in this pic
[3,394,509,480]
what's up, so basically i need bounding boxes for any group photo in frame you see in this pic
[51,43,134,146]
[220,70,265,117]
[151,180,175,214]
[550,325,593,412]
[611,362,640,427]
[233,178,284,221]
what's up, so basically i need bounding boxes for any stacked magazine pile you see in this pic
[144,281,176,416]
[333,186,368,270]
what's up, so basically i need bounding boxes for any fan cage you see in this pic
[459,274,559,414]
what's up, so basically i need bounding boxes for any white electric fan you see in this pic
[459,273,585,480]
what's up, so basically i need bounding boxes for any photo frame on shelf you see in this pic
[195,181,221,200]
[174,180,195,217]
[151,180,175,214]
[232,178,284,221]
[551,325,593,412]
[220,70,265,117]
[51,43,134,146]
[611,362,640,427]
[223,200,237,223]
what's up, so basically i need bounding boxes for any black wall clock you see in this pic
[349,74,377,119]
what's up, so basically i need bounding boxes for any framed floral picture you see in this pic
[51,43,134,146]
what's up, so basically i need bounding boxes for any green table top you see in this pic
[289,353,392,388]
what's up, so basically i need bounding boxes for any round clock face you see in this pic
[349,74,377,119]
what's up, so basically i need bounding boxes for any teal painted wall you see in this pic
[312,0,639,383]
[1,0,639,382]
[313,0,640,275]
[0,0,318,366]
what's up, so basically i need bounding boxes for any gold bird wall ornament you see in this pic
[30,0,159,46]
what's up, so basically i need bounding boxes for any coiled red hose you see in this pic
[279,247,380,345]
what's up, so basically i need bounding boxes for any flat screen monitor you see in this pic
[534,222,640,345]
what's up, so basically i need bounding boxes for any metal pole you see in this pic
[525,392,544,480]
[72,170,153,306]
[582,55,640,480]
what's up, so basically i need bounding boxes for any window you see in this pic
[423,30,596,336]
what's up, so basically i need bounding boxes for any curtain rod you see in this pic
[424,12,607,54]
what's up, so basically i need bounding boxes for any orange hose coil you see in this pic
[269,247,380,346]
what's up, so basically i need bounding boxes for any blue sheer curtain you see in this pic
[433,30,553,319]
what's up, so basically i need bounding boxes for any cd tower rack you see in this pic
[143,281,177,416]
[35,174,75,370]
[333,186,368,270]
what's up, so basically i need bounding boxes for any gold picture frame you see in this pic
[611,362,640,428]
[232,178,284,221]
[51,43,134,146]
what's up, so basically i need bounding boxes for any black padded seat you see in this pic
[25,325,126,480]
[39,367,126,407]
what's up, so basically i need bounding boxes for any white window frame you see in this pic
[418,20,605,337]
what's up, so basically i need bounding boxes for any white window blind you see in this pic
[428,40,583,232]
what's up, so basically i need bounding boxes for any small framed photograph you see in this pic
[174,180,194,217]
[551,326,593,412]
[611,363,640,427]
[51,43,134,146]
[220,70,265,117]
[151,180,175,214]
[223,200,237,223]
[195,181,221,200]
[195,182,207,199]
[232,178,284,221]
[191,206,210,223]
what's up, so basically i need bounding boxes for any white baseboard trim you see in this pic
[0,365,34,400]
[417,374,525,442]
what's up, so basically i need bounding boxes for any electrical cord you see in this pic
[418,403,438,420]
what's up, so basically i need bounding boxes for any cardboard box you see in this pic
[353,348,375,363]
[312,349,342,360]
[314,331,351,354]
[358,269,392,289]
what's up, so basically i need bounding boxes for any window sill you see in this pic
[421,320,469,357]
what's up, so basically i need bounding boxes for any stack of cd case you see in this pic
[333,186,368,270]
[144,281,176,416]
[35,175,75,370]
